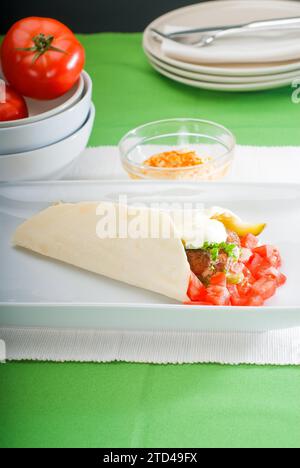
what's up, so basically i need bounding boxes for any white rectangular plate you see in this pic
[0,180,299,331]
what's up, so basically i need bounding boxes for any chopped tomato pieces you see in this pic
[252,278,277,300]
[230,295,249,306]
[240,247,253,263]
[205,285,231,306]
[227,284,238,296]
[240,233,259,249]
[253,245,282,268]
[237,280,252,297]
[210,272,227,287]
[246,295,264,307]
[187,273,206,302]
[277,273,287,287]
[247,253,264,278]
[242,266,255,283]
[186,239,286,307]
[255,265,287,287]
[230,261,244,274]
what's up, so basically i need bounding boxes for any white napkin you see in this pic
[161,26,300,64]
[2,144,300,365]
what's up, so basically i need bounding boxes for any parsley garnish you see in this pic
[202,242,240,262]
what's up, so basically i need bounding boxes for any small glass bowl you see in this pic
[119,118,236,181]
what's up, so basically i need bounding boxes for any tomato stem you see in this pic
[16,33,67,62]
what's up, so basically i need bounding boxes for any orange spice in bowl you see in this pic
[119,119,236,181]
[144,150,210,168]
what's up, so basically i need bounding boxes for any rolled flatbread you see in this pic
[13,202,191,301]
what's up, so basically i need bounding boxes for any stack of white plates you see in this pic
[143,0,300,92]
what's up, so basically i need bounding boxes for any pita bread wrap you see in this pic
[13,202,192,301]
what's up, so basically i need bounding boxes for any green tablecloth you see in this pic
[0,33,300,448]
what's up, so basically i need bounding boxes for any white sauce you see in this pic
[171,208,228,249]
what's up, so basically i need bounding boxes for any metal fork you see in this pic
[151,16,300,47]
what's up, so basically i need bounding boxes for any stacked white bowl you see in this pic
[0,71,94,181]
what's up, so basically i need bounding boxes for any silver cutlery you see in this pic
[151,16,300,47]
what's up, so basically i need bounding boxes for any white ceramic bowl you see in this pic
[0,103,95,182]
[0,74,84,129]
[0,71,92,155]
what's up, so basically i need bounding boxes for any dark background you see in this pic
[1,0,213,34]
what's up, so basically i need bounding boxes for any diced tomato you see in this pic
[252,277,277,300]
[205,285,230,306]
[253,245,272,257]
[185,242,286,307]
[237,280,253,297]
[246,295,264,306]
[277,273,287,287]
[210,272,227,287]
[240,247,253,264]
[227,284,238,295]
[230,261,244,274]
[255,265,287,287]
[246,253,264,277]
[227,284,247,306]
[243,266,255,283]
[231,295,249,306]
[240,233,259,249]
[253,245,282,268]
[187,273,206,302]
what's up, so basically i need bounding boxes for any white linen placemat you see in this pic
[1,326,300,365]
[2,144,300,365]
[65,144,300,183]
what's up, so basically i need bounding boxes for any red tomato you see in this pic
[231,286,265,307]
[247,253,264,277]
[252,278,277,300]
[227,284,243,305]
[253,245,282,268]
[276,273,287,287]
[0,83,28,121]
[187,273,206,302]
[227,284,238,295]
[230,261,244,275]
[1,17,85,100]
[206,285,230,306]
[243,266,255,283]
[210,272,227,287]
[186,242,286,307]
[240,248,253,264]
[255,265,287,287]
[240,233,258,249]
[246,295,264,307]
[231,295,249,306]
[237,280,252,297]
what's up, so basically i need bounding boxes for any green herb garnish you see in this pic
[202,242,240,262]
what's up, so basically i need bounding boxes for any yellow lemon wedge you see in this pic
[211,213,266,237]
